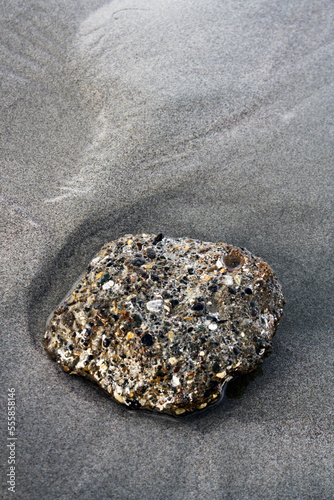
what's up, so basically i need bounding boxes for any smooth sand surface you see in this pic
[1,1,333,498]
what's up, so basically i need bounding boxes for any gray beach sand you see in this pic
[1,0,333,498]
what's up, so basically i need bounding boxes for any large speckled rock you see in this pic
[45,234,285,415]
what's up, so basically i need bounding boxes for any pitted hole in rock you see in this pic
[223,249,245,272]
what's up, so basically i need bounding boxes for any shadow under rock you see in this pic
[28,181,325,421]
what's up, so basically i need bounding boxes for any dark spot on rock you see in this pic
[233,347,240,355]
[131,257,146,267]
[203,380,218,398]
[141,333,154,346]
[99,307,110,319]
[152,233,164,245]
[156,366,166,377]
[170,299,179,308]
[187,268,194,274]
[138,269,149,278]
[146,248,157,259]
[245,287,253,295]
[103,338,110,347]
[212,361,220,373]
[192,302,205,312]
[99,272,110,285]
[131,312,143,327]
[126,399,141,409]
[208,284,218,292]
[228,287,236,295]
[206,315,218,322]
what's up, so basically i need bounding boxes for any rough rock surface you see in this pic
[45,234,285,415]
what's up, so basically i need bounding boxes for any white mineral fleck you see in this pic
[234,274,242,285]
[75,311,86,326]
[223,275,234,286]
[146,299,163,312]
[102,280,114,290]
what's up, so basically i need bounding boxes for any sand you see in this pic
[1,0,333,498]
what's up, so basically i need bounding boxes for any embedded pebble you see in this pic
[45,233,285,415]
[146,300,163,312]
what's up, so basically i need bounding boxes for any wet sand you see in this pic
[1,1,333,498]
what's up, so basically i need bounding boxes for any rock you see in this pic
[45,234,285,415]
